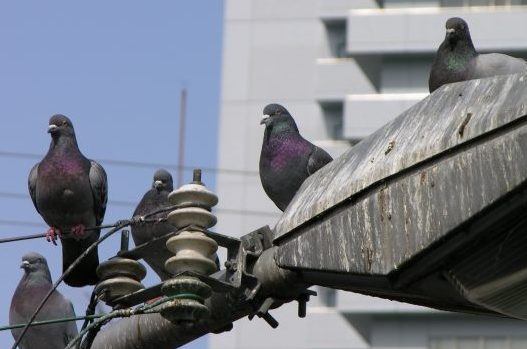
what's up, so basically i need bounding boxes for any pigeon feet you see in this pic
[70,224,86,240]
[146,296,162,305]
[46,227,61,246]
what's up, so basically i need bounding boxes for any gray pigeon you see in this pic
[28,114,108,287]
[259,103,333,211]
[10,252,78,349]
[429,17,527,92]
[131,169,175,281]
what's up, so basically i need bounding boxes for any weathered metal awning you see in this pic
[273,73,527,319]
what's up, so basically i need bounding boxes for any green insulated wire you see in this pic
[0,314,102,332]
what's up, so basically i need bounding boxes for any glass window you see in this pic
[320,101,343,140]
[323,20,347,58]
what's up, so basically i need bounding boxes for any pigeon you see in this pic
[10,252,78,349]
[259,103,333,211]
[429,17,527,92]
[29,114,108,287]
[131,169,175,281]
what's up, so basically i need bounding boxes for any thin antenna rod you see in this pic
[177,87,187,187]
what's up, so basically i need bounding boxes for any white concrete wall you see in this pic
[347,7,527,54]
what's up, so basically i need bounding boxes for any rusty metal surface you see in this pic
[274,73,527,242]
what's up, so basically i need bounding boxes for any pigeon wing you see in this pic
[470,53,527,79]
[89,160,108,226]
[28,163,40,214]
[62,300,78,345]
[307,146,333,176]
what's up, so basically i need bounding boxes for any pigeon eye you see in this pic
[62,121,68,126]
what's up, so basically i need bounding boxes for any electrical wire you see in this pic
[76,291,100,349]
[11,220,131,349]
[0,232,47,243]
[68,294,194,349]
[0,190,282,219]
[0,150,259,176]
[0,216,169,244]
[0,314,101,332]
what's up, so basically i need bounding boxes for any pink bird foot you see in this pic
[70,224,86,240]
[146,296,162,305]
[46,227,61,246]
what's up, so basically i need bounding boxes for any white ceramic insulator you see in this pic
[165,231,218,275]
[167,207,217,229]
[169,183,218,208]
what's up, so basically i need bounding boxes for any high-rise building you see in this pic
[213,1,527,348]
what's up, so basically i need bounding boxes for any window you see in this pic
[320,101,344,140]
[322,20,347,58]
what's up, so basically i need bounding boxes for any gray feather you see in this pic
[468,53,527,79]
[429,17,527,92]
[28,163,39,215]
[307,146,333,176]
[131,169,174,281]
[29,114,107,287]
[89,160,108,226]
[259,104,333,211]
[10,252,78,349]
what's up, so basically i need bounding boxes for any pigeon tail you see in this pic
[61,234,100,287]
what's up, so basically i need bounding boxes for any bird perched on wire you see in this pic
[429,17,527,92]
[131,169,175,281]
[10,252,78,349]
[259,103,333,211]
[28,114,108,287]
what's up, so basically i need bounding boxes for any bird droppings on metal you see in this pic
[420,172,426,184]
[458,113,472,138]
[385,141,395,155]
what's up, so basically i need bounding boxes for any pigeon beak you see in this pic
[446,28,455,34]
[154,180,163,189]
[260,115,270,125]
[20,260,30,269]
[47,124,58,133]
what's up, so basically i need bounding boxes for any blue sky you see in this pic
[0,1,223,348]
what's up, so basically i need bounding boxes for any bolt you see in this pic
[224,260,238,272]
[120,230,130,252]
[193,169,202,184]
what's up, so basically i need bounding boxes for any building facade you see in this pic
[213,1,527,348]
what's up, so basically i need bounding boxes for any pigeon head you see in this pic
[20,252,51,278]
[444,17,471,47]
[48,114,75,139]
[152,169,173,192]
[261,104,298,133]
